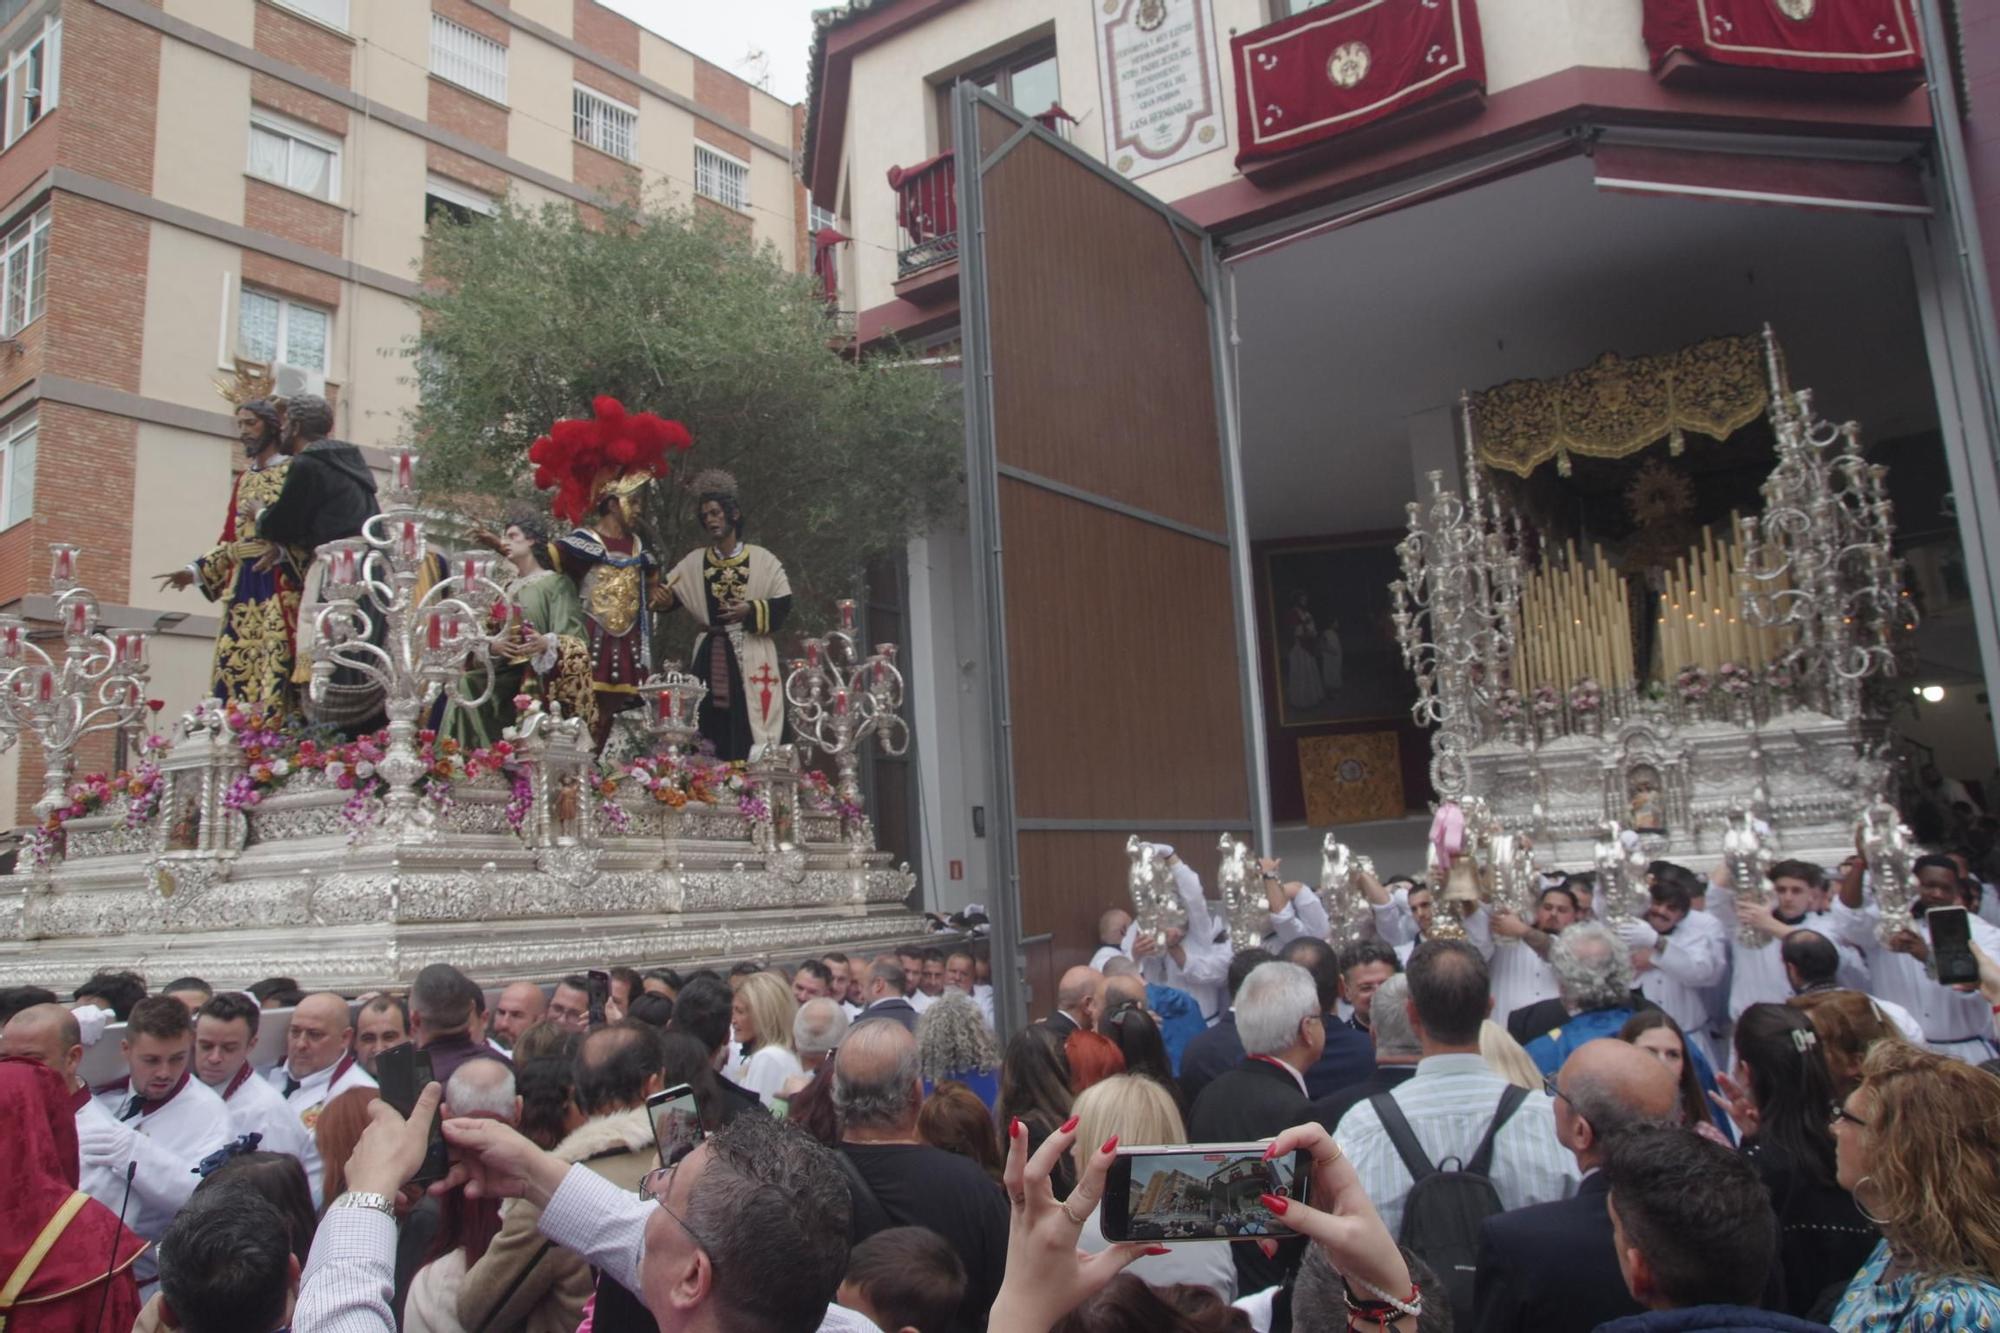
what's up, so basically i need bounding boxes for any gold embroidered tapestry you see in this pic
[1300,731,1405,827]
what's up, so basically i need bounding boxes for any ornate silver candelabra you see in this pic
[306,451,523,840]
[1217,833,1265,953]
[637,665,709,760]
[1393,397,1524,798]
[1722,810,1778,949]
[1859,799,1916,944]
[0,544,153,820]
[784,597,909,841]
[1737,326,1913,718]
[1318,833,1373,945]
[1125,835,1185,953]
[1592,820,1654,926]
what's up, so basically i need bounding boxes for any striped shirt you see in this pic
[1333,1053,1579,1236]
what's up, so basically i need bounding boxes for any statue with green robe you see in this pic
[443,512,598,748]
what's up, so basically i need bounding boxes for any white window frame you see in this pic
[269,0,348,31]
[1,15,60,150]
[237,287,333,375]
[424,173,495,220]
[695,144,750,213]
[0,204,48,335]
[247,107,342,202]
[810,198,838,235]
[572,83,636,163]
[429,14,507,105]
[0,411,34,531]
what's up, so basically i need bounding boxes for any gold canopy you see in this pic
[1469,333,1769,478]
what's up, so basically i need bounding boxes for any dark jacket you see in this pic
[853,997,920,1034]
[1741,1139,1877,1319]
[1307,1063,1417,1133]
[1302,1017,1377,1100]
[1040,1009,1080,1039]
[1593,1306,1833,1333]
[1177,1010,1243,1109]
[1507,991,1656,1047]
[1188,1057,1310,1301]
[255,438,380,552]
[418,1032,511,1090]
[1475,1172,1641,1333]
[712,1073,770,1125]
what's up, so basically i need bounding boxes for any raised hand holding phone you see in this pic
[1259,1121,1413,1312]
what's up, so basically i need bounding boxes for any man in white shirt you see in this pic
[271,991,378,1204]
[1782,930,1928,1047]
[194,991,312,1163]
[1255,856,1332,948]
[1465,883,1575,1031]
[1089,908,1133,971]
[820,953,865,1017]
[94,995,231,1289]
[1335,940,1579,1236]
[1831,852,2000,1062]
[1615,871,1730,1067]
[943,949,995,1026]
[1,1001,209,1278]
[1713,858,1867,1019]
[909,949,947,1015]
[1119,846,1231,1021]
[1360,874,1436,965]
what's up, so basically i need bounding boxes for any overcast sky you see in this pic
[598,1,826,105]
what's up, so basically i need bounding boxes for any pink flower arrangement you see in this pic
[1674,665,1710,702]
[1492,688,1524,721]
[1717,662,1754,697]
[1568,677,1603,715]
[1531,685,1561,717]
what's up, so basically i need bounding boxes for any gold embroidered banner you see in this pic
[1300,731,1404,827]
[1470,333,1768,478]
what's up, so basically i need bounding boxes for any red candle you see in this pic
[36,669,53,702]
[113,633,128,664]
[130,633,147,667]
[805,639,821,668]
[400,521,420,562]
[65,600,87,636]
[838,599,856,631]
[50,546,75,581]
[1,623,19,658]
[426,612,442,651]
[443,614,462,643]
[395,451,416,491]
[655,691,672,720]
[873,659,888,686]
[126,682,139,705]
[834,688,849,716]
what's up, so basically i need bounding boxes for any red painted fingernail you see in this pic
[1262,1142,1278,1160]
[1010,1117,1023,1139]
[1144,1246,1170,1256]
[1100,1134,1119,1155]
[1260,1193,1289,1215]
[1059,1114,1080,1134]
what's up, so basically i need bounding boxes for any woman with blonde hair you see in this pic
[1067,1074,1238,1302]
[1479,1019,1542,1091]
[1829,1041,2000,1330]
[1791,988,1903,1097]
[728,970,801,1107]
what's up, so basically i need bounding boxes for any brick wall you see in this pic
[427,143,509,198]
[573,140,638,204]
[56,0,160,194]
[572,0,639,70]
[44,195,147,394]
[243,249,341,308]
[244,177,344,255]
[691,57,752,161]
[251,71,350,138]
[428,79,508,155]
[574,56,640,110]
[253,0,352,88]
[694,194,752,241]
[793,103,809,275]
[31,402,136,603]
[0,112,60,218]
[0,295,49,403]
[434,0,510,47]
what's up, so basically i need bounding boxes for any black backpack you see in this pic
[1368,1084,1528,1327]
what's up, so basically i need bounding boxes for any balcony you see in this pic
[887,106,1077,283]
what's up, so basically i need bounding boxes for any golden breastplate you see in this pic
[584,563,642,636]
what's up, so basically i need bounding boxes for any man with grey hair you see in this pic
[794,997,848,1074]
[1188,961,1323,1296]
[444,1056,519,1123]
[852,956,919,1033]
[1524,921,1645,1075]
[833,1020,1007,1330]
[1473,1038,1680,1333]
[1309,972,1421,1131]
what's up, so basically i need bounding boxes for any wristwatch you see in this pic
[331,1191,396,1218]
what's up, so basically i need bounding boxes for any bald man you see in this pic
[1090,908,1133,970]
[1042,965,1103,1037]
[268,991,377,1205]
[1471,1038,1680,1333]
[489,981,547,1055]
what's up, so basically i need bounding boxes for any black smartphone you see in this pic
[1927,905,1981,986]
[1098,1143,1309,1244]
[374,1042,449,1185]
[646,1083,704,1167]
[586,969,612,1027]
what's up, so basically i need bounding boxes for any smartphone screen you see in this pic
[1099,1144,1307,1243]
[1927,905,1980,985]
[647,1084,703,1167]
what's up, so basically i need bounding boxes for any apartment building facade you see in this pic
[0,0,805,826]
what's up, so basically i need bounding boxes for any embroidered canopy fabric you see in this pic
[1469,334,1769,479]
[1231,0,1484,166]
[1643,0,1922,76]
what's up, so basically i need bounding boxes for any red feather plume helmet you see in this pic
[528,396,694,525]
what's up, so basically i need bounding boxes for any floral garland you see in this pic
[25,734,172,865]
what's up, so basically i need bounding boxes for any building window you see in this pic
[0,412,33,530]
[1,205,47,335]
[248,109,340,201]
[270,0,348,30]
[573,84,636,162]
[424,173,495,227]
[0,16,59,150]
[938,43,1059,149]
[810,198,838,234]
[238,288,330,374]
[694,145,749,212]
[430,15,507,104]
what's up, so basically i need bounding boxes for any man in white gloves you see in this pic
[1614,866,1729,1067]
[1119,843,1231,1021]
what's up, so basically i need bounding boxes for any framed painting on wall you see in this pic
[1261,538,1415,728]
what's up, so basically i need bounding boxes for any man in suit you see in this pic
[1188,960,1323,1298]
[851,956,920,1034]
[1175,948,1273,1108]
[1308,972,1421,1131]
[1471,1037,1679,1333]
[1040,965,1103,1039]
[1280,936,1377,1099]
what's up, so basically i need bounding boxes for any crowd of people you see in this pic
[4,839,2000,1333]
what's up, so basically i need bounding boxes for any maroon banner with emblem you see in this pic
[1232,0,1484,166]
[1643,0,1922,76]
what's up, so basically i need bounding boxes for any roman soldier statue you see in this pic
[155,396,305,711]
[528,396,694,750]
[660,470,792,762]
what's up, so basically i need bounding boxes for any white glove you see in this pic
[71,1004,110,1047]
[1146,842,1176,861]
[1617,919,1659,951]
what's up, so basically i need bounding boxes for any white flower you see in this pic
[355,761,376,779]
[271,759,291,778]
[325,761,346,779]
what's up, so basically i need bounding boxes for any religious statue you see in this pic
[249,393,386,735]
[1627,763,1667,834]
[528,395,694,751]
[660,471,793,762]
[446,510,597,748]
[156,397,305,710]
[1284,589,1324,711]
